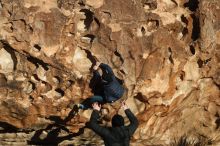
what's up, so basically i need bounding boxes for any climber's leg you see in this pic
[79,95,104,110]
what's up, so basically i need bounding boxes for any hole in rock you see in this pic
[29,81,36,90]
[28,24,34,32]
[83,34,96,43]
[134,92,149,103]
[57,0,62,8]
[141,26,146,34]
[33,74,41,81]
[33,44,41,51]
[120,69,126,75]
[189,45,195,55]
[155,20,159,27]
[196,58,211,68]
[53,76,61,84]
[171,0,178,6]
[191,14,200,41]
[83,49,97,66]
[114,50,124,64]
[147,19,160,28]
[78,0,85,6]
[180,71,185,81]
[10,25,14,32]
[94,17,101,28]
[41,81,53,93]
[182,27,188,36]
[27,55,49,70]
[29,95,34,102]
[184,0,199,12]
[197,58,203,68]
[181,15,188,25]
[80,9,94,30]
[128,51,135,60]
[203,107,208,111]
[173,136,188,146]
[19,19,27,25]
[142,0,157,10]
[168,47,174,64]
[102,11,111,18]
[55,88,65,97]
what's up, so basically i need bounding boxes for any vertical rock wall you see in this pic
[0,0,219,145]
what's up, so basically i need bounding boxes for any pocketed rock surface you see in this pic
[0,0,219,145]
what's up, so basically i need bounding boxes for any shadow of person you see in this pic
[63,104,79,124]
[0,121,18,133]
[28,125,85,145]
[27,106,85,146]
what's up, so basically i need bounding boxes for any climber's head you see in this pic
[112,114,124,127]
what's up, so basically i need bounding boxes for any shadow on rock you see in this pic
[27,105,85,145]
[0,121,18,133]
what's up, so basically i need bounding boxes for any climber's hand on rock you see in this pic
[93,62,101,70]
[93,65,99,71]
[92,102,101,111]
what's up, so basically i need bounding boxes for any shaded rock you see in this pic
[0,73,7,86]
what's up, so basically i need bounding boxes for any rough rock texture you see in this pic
[0,0,219,145]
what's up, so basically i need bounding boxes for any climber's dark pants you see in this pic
[79,95,104,109]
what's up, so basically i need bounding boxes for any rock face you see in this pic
[0,0,219,145]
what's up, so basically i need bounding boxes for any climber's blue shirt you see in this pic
[94,63,124,103]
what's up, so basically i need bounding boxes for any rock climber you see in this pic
[78,62,125,109]
[65,62,125,123]
[88,100,138,146]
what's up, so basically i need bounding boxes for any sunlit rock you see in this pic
[85,0,104,9]
[0,48,14,73]
[72,47,92,74]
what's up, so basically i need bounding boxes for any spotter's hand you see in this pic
[92,102,101,111]
[121,100,129,110]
